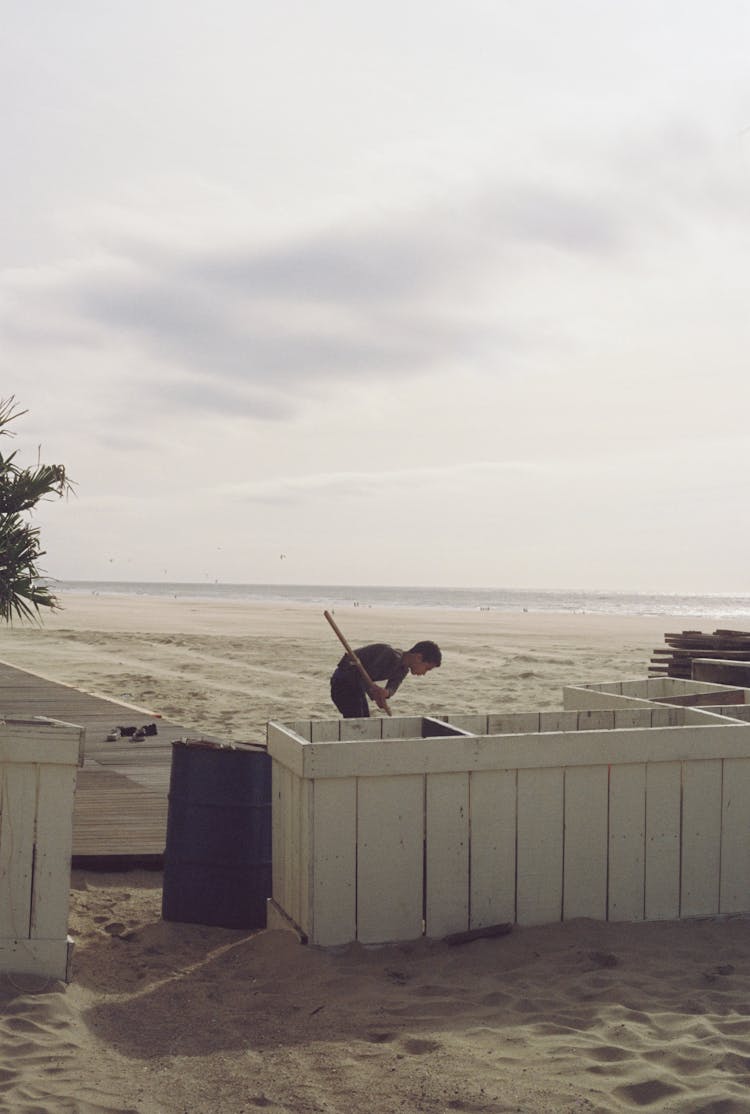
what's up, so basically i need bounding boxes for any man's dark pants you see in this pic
[330,666,369,718]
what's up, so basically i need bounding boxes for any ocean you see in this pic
[54,581,750,619]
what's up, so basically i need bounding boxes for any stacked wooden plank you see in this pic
[649,629,750,678]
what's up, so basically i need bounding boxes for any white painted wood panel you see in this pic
[267,723,306,777]
[285,769,302,928]
[31,765,77,939]
[344,719,382,740]
[298,717,748,779]
[0,721,79,980]
[715,706,750,723]
[276,770,313,935]
[563,687,654,711]
[681,760,722,916]
[298,778,313,938]
[614,708,654,729]
[299,723,750,780]
[425,772,469,937]
[488,712,540,735]
[423,718,475,738]
[644,762,681,921]
[311,778,357,945]
[281,720,312,741]
[516,767,563,925]
[624,681,653,699]
[0,765,36,940]
[577,710,615,732]
[539,711,580,732]
[271,762,285,912]
[0,938,72,980]
[720,758,750,914]
[608,764,646,921]
[311,720,341,742]
[357,775,424,944]
[649,707,684,727]
[446,714,488,734]
[563,766,608,920]
[0,722,83,766]
[381,717,424,740]
[469,769,516,927]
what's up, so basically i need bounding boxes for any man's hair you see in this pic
[409,640,442,666]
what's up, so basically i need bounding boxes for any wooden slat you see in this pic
[469,769,516,928]
[425,772,469,937]
[357,775,423,944]
[516,767,563,925]
[608,764,646,922]
[681,759,722,916]
[32,765,78,938]
[644,762,681,920]
[563,766,608,920]
[720,758,750,914]
[284,769,302,927]
[271,762,285,918]
[311,778,356,945]
[0,765,35,938]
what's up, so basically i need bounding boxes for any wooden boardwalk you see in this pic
[0,659,221,865]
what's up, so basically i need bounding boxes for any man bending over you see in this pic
[330,640,442,718]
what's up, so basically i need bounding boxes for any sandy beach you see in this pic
[1,593,749,1113]
[0,593,693,743]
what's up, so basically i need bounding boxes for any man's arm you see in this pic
[368,683,392,710]
[357,645,405,709]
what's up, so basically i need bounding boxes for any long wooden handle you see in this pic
[324,610,392,716]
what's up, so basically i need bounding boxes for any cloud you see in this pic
[3,130,741,429]
[219,459,545,506]
[3,183,628,415]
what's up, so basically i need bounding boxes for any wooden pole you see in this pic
[324,610,392,716]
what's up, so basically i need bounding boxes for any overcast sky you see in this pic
[3,1,750,593]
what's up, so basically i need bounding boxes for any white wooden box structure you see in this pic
[0,718,83,980]
[268,685,750,947]
[563,675,750,711]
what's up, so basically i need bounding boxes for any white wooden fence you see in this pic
[267,682,750,947]
[0,718,83,980]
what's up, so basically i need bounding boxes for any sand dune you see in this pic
[0,594,748,1112]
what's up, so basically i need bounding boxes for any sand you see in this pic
[1,593,749,1113]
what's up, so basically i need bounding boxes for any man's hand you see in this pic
[368,683,391,711]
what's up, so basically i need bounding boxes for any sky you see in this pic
[3,0,750,593]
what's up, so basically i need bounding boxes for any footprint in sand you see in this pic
[615,1078,682,1105]
[400,1037,441,1055]
[385,968,410,984]
[586,1044,635,1063]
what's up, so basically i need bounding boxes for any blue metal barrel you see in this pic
[162,739,272,929]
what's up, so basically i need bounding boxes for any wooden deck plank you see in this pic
[0,658,220,864]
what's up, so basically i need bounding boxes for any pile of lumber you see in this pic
[650,629,750,678]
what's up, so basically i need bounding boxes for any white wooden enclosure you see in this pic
[267,687,750,947]
[0,718,83,980]
[563,675,750,711]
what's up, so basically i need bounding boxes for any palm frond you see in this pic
[0,398,71,623]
